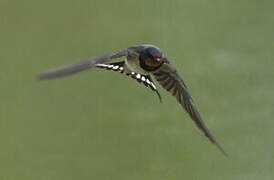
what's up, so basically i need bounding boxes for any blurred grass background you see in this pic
[0,0,274,179]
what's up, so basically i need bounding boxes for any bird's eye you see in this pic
[151,53,161,59]
[144,58,162,67]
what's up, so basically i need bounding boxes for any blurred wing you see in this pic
[153,63,227,155]
[37,49,128,80]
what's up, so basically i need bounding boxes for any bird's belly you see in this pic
[125,58,148,75]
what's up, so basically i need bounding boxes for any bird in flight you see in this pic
[37,44,226,156]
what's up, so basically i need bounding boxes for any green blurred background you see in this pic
[0,0,273,179]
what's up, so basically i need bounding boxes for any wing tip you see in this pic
[35,72,57,80]
[36,73,46,80]
[214,141,228,157]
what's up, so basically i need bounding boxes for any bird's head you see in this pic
[139,46,168,69]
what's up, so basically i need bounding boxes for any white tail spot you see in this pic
[141,76,146,81]
[112,66,119,70]
[136,74,141,79]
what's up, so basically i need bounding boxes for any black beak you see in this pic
[161,57,169,64]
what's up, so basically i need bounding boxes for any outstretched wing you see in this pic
[153,63,227,156]
[37,49,128,80]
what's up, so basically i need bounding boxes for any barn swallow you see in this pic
[37,44,227,156]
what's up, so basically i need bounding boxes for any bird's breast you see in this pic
[125,57,149,75]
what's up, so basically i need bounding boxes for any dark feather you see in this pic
[37,49,128,80]
[154,63,227,156]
